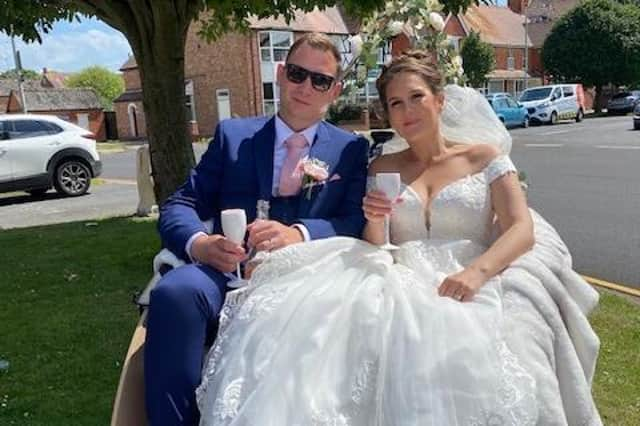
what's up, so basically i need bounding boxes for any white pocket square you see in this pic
[329,173,341,182]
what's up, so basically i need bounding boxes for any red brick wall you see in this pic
[185,23,259,137]
[391,34,411,57]
[494,46,525,70]
[444,16,467,37]
[122,69,141,91]
[0,95,9,113]
[114,100,147,140]
[528,48,544,78]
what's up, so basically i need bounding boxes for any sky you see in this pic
[0,17,131,74]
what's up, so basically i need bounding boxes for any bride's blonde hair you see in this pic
[375,51,444,116]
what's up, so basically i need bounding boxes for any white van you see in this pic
[519,84,585,124]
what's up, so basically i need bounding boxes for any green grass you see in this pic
[0,217,638,424]
[96,141,127,153]
[0,218,159,425]
[591,292,640,425]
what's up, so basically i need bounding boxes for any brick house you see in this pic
[113,56,146,140]
[114,6,356,139]
[6,88,106,140]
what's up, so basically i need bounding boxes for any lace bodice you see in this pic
[372,155,517,246]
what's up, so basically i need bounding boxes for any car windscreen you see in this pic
[519,88,553,101]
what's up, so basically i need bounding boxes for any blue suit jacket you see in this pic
[159,116,369,261]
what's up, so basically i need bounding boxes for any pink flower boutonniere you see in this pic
[295,156,329,199]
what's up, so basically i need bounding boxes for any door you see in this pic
[0,121,11,181]
[551,87,563,118]
[216,89,231,122]
[562,86,576,117]
[5,119,61,179]
[505,96,521,126]
[77,113,90,130]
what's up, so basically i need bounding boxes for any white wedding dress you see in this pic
[196,155,602,425]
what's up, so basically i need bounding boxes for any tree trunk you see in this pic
[594,84,603,114]
[137,35,195,205]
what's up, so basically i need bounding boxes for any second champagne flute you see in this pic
[220,209,248,288]
[375,172,401,250]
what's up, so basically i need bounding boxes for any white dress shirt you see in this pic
[186,115,318,260]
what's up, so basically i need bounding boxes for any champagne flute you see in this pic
[221,209,248,288]
[376,172,401,250]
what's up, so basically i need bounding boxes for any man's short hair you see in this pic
[286,32,342,78]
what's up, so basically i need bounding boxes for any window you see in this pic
[506,97,519,108]
[552,87,562,100]
[488,80,503,94]
[6,120,52,139]
[563,86,574,97]
[507,56,515,70]
[494,99,508,110]
[447,36,461,52]
[259,31,293,114]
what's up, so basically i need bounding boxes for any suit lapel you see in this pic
[253,117,276,201]
[298,122,337,215]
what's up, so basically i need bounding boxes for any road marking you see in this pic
[538,130,572,136]
[525,143,564,148]
[582,274,640,298]
[595,145,640,150]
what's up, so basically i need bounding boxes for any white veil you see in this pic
[381,84,512,155]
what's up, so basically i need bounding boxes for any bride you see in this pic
[196,52,602,425]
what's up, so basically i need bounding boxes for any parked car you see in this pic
[634,103,640,130]
[0,114,102,197]
[485,92,529,128]
[519,84,585,124]
[607,90,640,115]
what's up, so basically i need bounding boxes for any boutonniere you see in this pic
[295,156,329,199]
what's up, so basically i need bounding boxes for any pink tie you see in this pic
[278,133,308,196]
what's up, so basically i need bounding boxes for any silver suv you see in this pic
[0,114,102,197]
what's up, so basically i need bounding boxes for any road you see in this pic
[509,116,640,288]
[1,115,638,288]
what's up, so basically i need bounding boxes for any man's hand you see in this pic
[191,234,246,273]
[247,219,304,251]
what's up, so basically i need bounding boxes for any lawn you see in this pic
[0,217,638,425]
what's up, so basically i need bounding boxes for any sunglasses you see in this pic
[285,63,336,92]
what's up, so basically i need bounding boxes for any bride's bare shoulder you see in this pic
[368,151,406,176]
[455,143,502,168]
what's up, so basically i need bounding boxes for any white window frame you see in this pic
[259,31,293,115]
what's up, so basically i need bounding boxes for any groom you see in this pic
[145,33,369,425]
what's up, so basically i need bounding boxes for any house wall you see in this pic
[0,95,9,113]
[122,69,142,91]
[494,46,526,70]
[185,25,258,138]
[445,15,467,37]
[114,100,147,140]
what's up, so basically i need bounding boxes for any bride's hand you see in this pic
[362,190,401,224]
[438,267,487,302]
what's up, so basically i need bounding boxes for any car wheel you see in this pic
[550,111,558,125]
[27,188,48,197]
[54,159,91,196]
[576,109,584,122]
[522,116,529,128]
